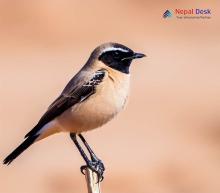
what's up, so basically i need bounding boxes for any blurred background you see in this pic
[1,1,220,193]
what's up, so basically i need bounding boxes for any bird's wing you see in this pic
[25,69,106,138]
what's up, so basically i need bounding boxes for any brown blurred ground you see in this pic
[1,1,220,193]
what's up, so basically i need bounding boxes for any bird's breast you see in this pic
[58,71,130,133]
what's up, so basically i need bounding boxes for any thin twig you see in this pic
[84,168,101,193]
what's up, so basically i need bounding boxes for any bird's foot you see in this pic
[80,159,105,182]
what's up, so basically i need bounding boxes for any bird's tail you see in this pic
[3,134,39,165]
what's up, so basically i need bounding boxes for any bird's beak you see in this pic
[121,52,146,61]
[132,52,146,59]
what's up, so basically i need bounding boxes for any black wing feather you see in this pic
[25,69,106,138]
[3,69,106,165]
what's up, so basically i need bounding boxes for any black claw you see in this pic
[80,165,87,175]
[98,175,104,183]
[80,160,105,182]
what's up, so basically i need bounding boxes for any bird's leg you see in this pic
[78,134,105,177]
[70,133,105,181]
[78,134,101,161]
[70,133,91,164]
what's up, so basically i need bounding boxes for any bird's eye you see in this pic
[113,51,120,57]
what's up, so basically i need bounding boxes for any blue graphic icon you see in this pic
[163,10,172,18]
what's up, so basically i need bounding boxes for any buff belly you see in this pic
[36,70,130,141]
[56,74,130,133]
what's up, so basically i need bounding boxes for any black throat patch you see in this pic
[98,50,133,74]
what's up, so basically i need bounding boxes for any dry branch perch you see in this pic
[84,167,102,193]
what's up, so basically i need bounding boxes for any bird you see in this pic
[3,42,145,180]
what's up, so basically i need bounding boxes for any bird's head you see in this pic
[91,42,145,74]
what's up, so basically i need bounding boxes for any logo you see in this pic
[163,8,211,19]
[163,10,172,18]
